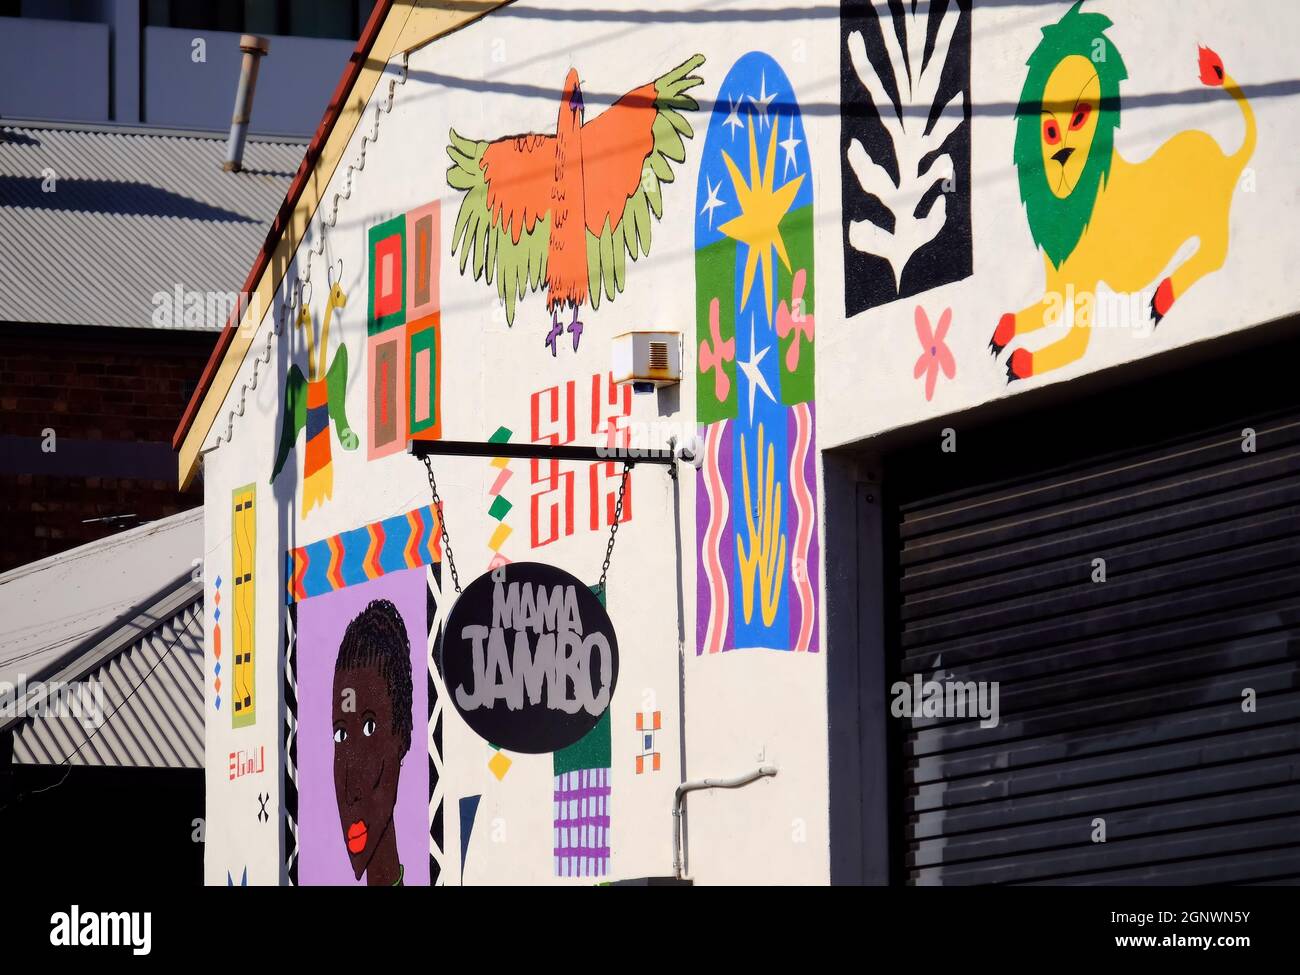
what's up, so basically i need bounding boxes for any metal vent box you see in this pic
[612,330,682,390]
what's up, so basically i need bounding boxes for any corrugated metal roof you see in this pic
[10,579,204,769]
[0,120,304,330]
[0,506,203,685]
[0,508,205,769]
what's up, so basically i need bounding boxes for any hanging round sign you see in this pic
[440,562,619,754]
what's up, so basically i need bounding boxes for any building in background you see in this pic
[0,508,205,886]
[0,121,303,570]
[0,0,370,135]
[0,3,366,569]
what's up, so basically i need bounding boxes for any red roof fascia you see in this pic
[172,0,395,452]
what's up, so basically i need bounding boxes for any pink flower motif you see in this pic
[775,268,815,373]
[913,305,955,401]
[699,297,736,403]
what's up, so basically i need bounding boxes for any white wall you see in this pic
[199,0,1300,885]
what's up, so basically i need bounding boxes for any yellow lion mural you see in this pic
[990,1,1256,381]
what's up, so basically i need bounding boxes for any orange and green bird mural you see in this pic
[445,55,705,356]
[271,280,359,518]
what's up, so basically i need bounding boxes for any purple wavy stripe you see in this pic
[786,402,820,652]
[805,402,820,652]
[718,423,735,651]
[695,422,710,651]
[697,421,735,654]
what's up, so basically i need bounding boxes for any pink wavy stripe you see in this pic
[703,421,729,654]
[790,403,815,652]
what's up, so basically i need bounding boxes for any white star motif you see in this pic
[778,118,802,178]
[746,72,777,130]
[699,175,725,230]
[723,95,743,140]
[737,314,776,423]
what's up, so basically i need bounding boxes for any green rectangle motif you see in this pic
[777,205,815,406]
[367,214,406,334]
[408,319,438,434]
[695,236,738,424]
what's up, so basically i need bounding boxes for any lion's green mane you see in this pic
[1014,1,1128,268]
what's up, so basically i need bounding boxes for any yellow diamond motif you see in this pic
[488,751,513,781]
[488,522,513,552]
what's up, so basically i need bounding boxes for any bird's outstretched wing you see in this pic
[270,364,308,484]
[447,128,554,325]
[582,54,705,309]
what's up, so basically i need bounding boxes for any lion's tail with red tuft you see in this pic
[1198,45,1225,87]
[1197,45,1255,166]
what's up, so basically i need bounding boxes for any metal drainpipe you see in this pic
[222,34,270,173]
[672,766,777,880]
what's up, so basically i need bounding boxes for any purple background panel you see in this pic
[296,567,430,886]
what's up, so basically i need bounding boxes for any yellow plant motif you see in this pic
[736,423,786,627]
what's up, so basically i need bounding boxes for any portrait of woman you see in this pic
[330,598,414,886]
[294,564,431,886]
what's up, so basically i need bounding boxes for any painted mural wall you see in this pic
[199,0,1300,885]
[821,0,1297,449]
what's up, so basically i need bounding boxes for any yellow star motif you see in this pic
[718,113,804,323]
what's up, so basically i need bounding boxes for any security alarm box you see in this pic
[611,330,681,391]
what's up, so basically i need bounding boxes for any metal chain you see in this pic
[598,463,633,593]
[423,456,632,596]
[423,455,462,594]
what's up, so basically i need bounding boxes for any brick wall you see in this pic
[0,322,215,572]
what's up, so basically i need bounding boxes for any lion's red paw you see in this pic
[1007,348,1033,383]
[1151,278,1175,325]
[989,313,1016,356]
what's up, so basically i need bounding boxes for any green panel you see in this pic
[777,205,815,406]
[552,581,613,774]
[367,214,406,334]
[553,709,612,776]
[408,321,438,434]
[695,236,739,424]
[488,494,512,521]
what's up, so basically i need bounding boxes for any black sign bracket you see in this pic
[409,438,694,469]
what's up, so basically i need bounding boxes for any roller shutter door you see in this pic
[889,339,1300,885]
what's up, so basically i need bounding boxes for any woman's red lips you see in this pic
[346,820,368,854]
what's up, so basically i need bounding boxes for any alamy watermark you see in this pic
[50,906,151,955]
[0,675,105,730]
[150,286,264,331]
[595,420,699,460]
[1035,284,1161,337]
[891,675,1000,728]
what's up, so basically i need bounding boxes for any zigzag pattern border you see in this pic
[286,503,442,603]
[426,563,447,885]
[282,603,300,885]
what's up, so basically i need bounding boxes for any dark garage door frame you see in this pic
[827,316,1300,885]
